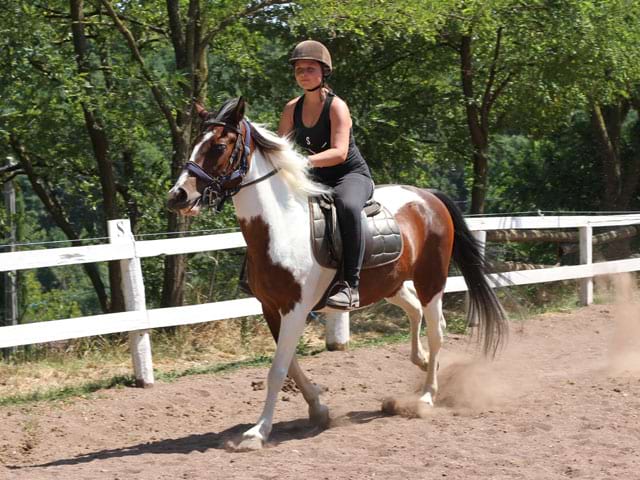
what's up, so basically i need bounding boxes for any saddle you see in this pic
[238,193,403,308]
[308,193,403,271]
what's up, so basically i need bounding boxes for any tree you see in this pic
[100,0,293,307]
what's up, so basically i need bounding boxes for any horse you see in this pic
[166,97,508,450]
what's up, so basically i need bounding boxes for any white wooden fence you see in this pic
[1,214,639,387]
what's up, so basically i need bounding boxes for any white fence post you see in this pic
[579,224,593,305]
[325,312,349,351]
[108,219,154,387]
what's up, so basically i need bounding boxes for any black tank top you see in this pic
[293,92,371,183]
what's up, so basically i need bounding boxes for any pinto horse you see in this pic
[167,97,508,450]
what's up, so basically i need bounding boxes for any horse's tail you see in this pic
[429,190,508,356]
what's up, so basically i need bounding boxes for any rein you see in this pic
[185,120,279,210]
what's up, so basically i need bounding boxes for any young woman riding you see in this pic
[278,40,374,310]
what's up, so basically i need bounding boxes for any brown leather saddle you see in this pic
[308,193,403,271]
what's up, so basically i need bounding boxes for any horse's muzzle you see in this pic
[167,187,201,215]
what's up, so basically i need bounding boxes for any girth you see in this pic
[309,193,403,270]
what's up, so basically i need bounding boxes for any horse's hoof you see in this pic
[227,435,265,452]
[382,396,433,418]
[310,404,330,429]
[415,401,433,418]
[411,356,429,372]
[419,392,435,407]
[381,397,401,415]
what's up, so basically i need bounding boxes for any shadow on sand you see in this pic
[8,418,321,470]
[8,409,389,471]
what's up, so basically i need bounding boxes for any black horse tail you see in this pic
[429,190,508,356]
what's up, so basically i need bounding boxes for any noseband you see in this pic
[185,119,278,211]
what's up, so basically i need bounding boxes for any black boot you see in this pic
[326,281,359,310]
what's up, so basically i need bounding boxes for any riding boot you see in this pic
[326,281,359,310]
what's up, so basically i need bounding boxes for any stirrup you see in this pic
[326,281,359,310]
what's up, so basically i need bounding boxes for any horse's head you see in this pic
[167,97,252,216]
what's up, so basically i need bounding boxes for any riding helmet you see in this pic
[289,40,332,76]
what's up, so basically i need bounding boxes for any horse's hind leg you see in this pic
[386,281,428,371]
[288,357,330,428]
[419,291,445,406]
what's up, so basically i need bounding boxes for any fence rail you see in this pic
[2,214,640,386]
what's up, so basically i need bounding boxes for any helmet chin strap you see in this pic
[305,81,323,92]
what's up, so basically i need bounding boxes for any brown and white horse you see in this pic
[167,98,508,450]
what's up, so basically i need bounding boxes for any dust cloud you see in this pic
[435,353,516,413]
[381,351,528,418]
[603,273,640,376]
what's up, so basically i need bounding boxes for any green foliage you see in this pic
[0,0,639,330]
[20,270,84,323]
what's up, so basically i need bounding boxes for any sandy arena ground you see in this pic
[1,302,639,480]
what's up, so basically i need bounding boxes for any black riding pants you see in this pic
[327,172,374,288]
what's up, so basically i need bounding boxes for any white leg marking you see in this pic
[386,282,428,371]
[240,304,308,448]
[419,291,445,406]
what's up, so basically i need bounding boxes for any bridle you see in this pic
[185,118,278,211]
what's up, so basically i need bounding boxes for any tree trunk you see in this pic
[70,0,124,312]
[160,0,212,308]
[458,28,513,215]
[590,99,640,258]
[591,103,625,210]
[460,34,490,214]
[470,150,488,214]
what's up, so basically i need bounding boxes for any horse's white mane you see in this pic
[251,124,331,199]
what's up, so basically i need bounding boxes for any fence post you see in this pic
[466,230,487,327]
[579,224,593,305]
[108,219,154,387]
[325,312,349,351]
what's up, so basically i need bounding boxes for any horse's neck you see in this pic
[233,150,309,250]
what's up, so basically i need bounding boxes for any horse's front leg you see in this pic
[235,306,308,451]
[261,308,329,429]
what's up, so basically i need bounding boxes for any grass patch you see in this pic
[154,355,273,383]
[0,375,135,407]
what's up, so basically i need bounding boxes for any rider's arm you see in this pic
[308,98,351,168]
[278,99,297,137]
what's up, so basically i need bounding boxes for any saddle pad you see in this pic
[309,196,403,270]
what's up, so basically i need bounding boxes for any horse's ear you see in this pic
[195,102,209,119]
[233,97,246,125]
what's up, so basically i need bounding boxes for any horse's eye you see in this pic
[205,144,227,161]
[213,144,227,153]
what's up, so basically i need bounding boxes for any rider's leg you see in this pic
[327,173,373,309]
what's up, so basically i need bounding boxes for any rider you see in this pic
[278,40,374,310]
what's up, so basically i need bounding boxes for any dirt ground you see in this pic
[1,301,639,480]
